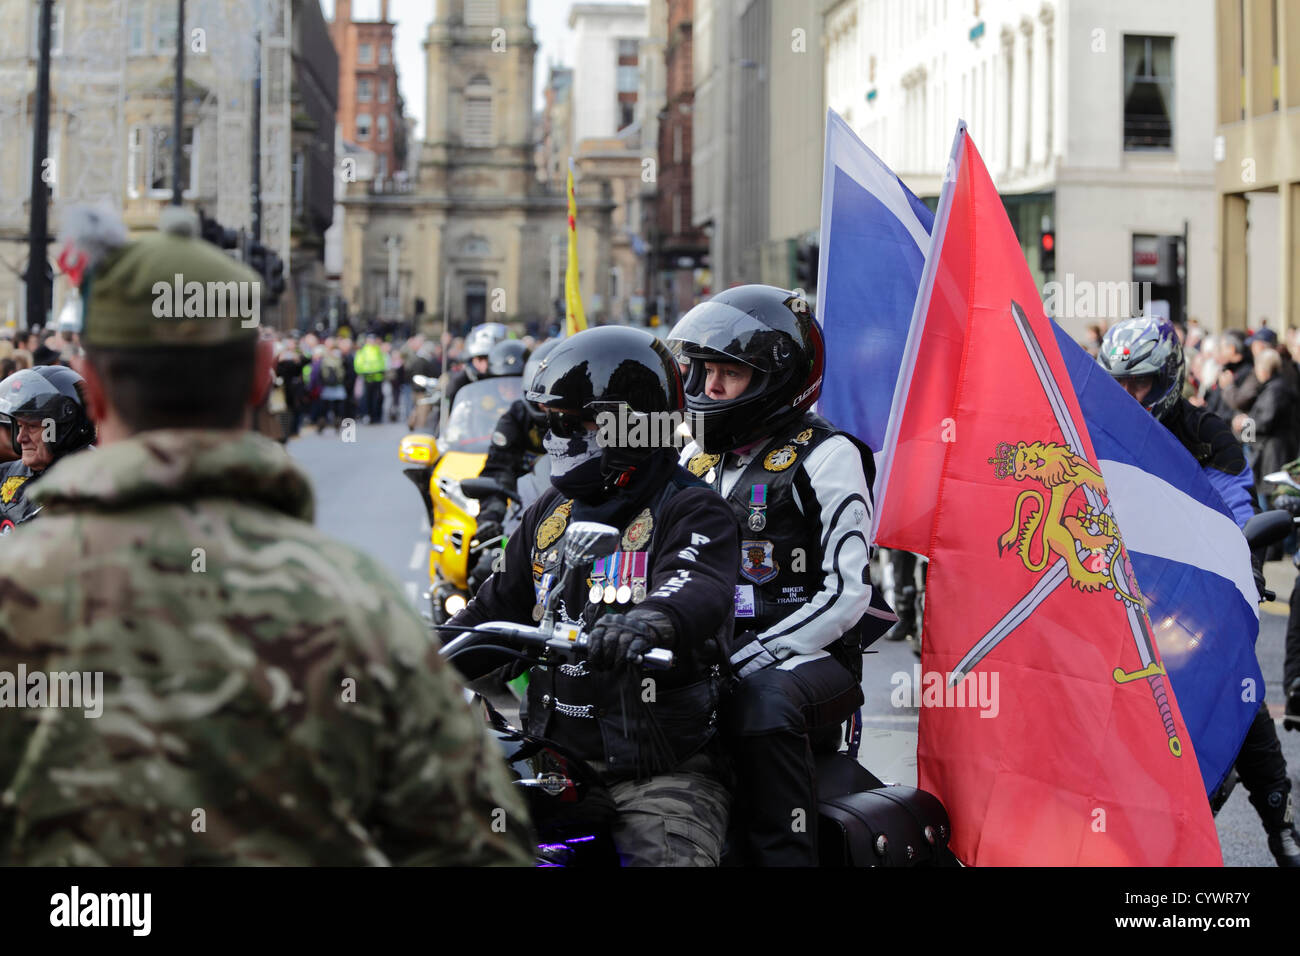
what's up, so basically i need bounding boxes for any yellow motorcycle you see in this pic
[399,375,522,623]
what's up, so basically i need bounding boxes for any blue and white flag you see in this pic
[1055,324,1262,795]
[816,109,934,452]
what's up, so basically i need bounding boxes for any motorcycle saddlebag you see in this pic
[817,786,957,867]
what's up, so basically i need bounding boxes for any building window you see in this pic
[379,44,391,65]
[673,124,682,164]
[154,2,178,53]
[465,0,498,26]
[610,266,621,303]
[127,0,146,54]
[29,0,64,57]
[1123,35,1174,150]
[359,43,372,63]
[128,124,196,198]
[356,113,372,140]
[358,78,372,101]
[617,65,640,93]
[378,80,389,103]
[672,194,681,234]
[618,39,638,59]
[378,114,389,141]
[619,100,635,130]
[463,75,493,146]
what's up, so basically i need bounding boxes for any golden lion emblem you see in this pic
[989,440,1139,602]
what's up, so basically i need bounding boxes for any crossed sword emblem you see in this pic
[948,302,1181,757]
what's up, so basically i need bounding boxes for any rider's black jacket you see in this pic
[477,399,545,522]
[452,454,739,779]
[0,461,40,532]
[1164,397,1248,476]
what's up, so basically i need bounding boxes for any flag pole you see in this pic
[872,121,968,539]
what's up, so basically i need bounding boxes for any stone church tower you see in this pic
[342,0,613,332]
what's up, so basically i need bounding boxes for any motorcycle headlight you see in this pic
[444,593,468,616]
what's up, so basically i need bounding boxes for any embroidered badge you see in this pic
[0,475,27,505]
[739,539,779,585]
[793,428,814,445]
[687,452,721,477]
[621,508,653,550]
[536,500,573,550]
[763,445,798,472]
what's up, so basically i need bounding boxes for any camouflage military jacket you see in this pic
[0,429,532,866]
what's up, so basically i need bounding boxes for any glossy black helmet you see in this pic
[668,285,824,452]
[487,339,529,377]
[0,366,96,461]
[527,326,685,471]
[1098,316,1185,422]
[521,338,562,423]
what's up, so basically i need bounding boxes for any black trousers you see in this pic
[722,653,863,866]
[363,381,384,423]
[1285,575,1300,692]
[1236,702,1294,831]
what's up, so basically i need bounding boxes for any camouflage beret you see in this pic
[82,207,263,348]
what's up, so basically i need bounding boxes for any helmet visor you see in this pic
[0,373,73,423]
[668,300,796,373]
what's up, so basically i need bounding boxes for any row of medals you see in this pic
[588,551,648,606]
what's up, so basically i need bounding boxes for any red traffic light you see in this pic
[1041,232,1055,252]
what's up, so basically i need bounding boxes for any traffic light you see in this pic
[795,241,820,290]
[244,240,285,305]
[1039,229,1055,274]
[264,249,286,302]
[198,210,238,249]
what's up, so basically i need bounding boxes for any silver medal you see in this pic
[748,511,767,532]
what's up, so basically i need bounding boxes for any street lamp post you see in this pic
[172,0,186,206]
[25,0,55,329]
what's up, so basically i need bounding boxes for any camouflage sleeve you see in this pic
[372,606,535,866]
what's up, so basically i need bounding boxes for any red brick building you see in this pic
[330,0,407,181]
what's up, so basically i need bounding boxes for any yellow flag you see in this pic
[565,160,587,337]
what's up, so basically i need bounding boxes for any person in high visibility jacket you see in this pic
[354,335,389,424]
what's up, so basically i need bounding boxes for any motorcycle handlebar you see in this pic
[440,619,674,670]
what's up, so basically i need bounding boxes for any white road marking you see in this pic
[404,581,418,606]
[409,540,428,571]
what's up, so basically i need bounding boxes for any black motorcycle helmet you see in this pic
[1098,316,1186,423]
[0,366,97,462]
[487,339,529,377]
[527,326,685,473]
[668,285,825,453]
[521,339,562,423]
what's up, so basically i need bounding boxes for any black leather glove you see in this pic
[1252,552,1269,603]
[472,519,504,550]
[586,608,675,671]
[1273,494,1300,516]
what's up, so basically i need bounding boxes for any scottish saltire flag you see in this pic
[816,110,933,452]
[1054,328,1262,796]
[873,124,1221,865]
[564,158,587,338]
